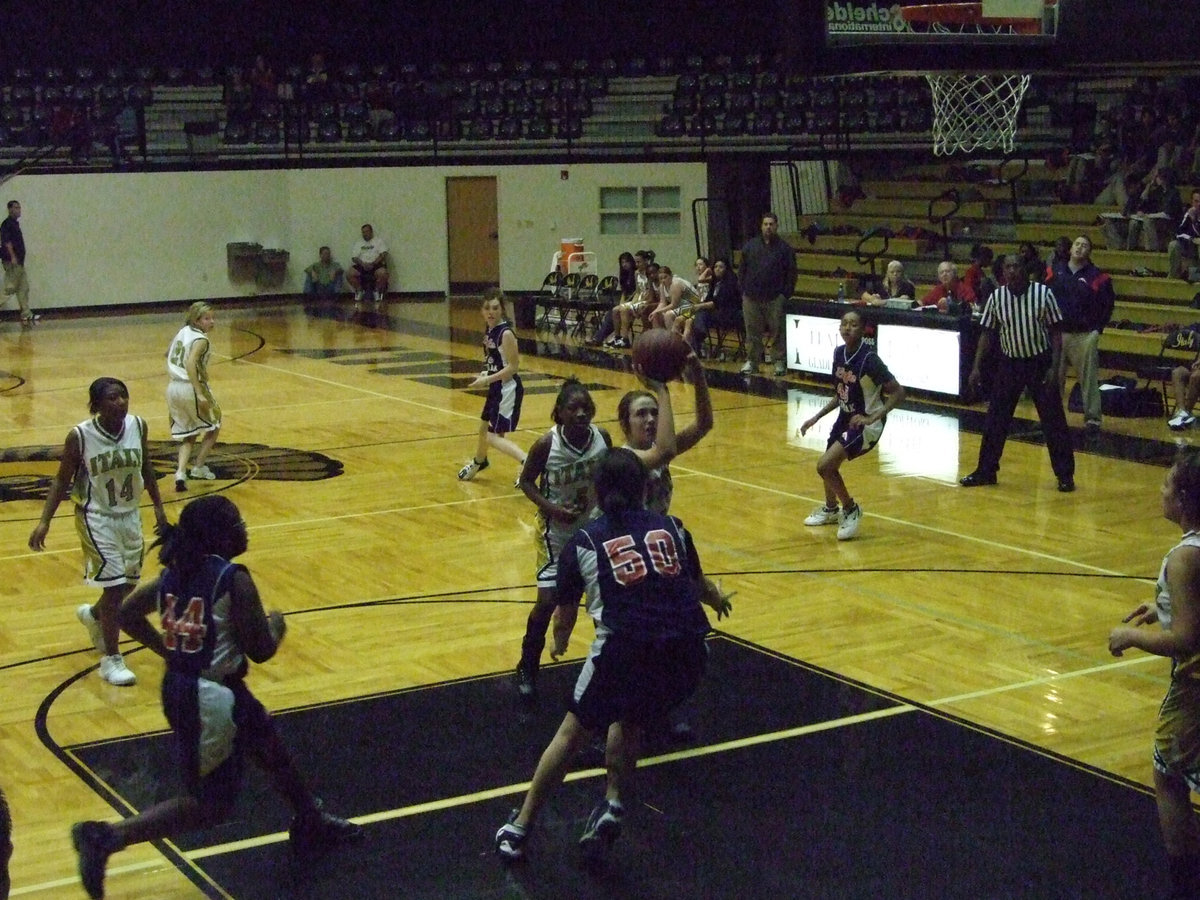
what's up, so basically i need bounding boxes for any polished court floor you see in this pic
[0,297,1192,898]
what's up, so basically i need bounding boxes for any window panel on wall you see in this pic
[599,185,681,235]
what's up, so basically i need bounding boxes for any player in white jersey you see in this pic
[28,377,168,686]
[166,301,221,493]
[619,352,712,515]
[1110,448,1200,899]
[514,377,611,697]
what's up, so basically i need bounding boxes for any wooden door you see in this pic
[446,176,499,292]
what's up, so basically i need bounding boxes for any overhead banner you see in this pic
[825,2,916,42]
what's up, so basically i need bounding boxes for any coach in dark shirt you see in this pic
[0,200,32,324]
[1048,235,1114,434]
[961,254,1076,492]
[738,212,796,377]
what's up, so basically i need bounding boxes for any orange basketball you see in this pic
[631,329,691,382]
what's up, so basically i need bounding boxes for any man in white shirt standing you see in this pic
[347,223,389,313]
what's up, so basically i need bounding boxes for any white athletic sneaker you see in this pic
[98,654,136,686]
[457,458,489,481]
[837,503,863,541]
[189,465,217,480]
[1169,410,1196,431]
[804,505,840,527]
[77,604,105,654]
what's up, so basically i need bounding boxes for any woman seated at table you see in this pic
[860,260,916,306]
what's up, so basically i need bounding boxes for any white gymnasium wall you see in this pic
[3,162,707,310]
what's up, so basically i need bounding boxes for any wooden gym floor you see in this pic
[0,297,1191,898]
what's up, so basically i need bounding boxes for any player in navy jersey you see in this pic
[495,449,732,862]
[69,496,360,900]
[458,288,526,482]
[800,310,905,541]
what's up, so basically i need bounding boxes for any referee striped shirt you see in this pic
[979,281,1062,359]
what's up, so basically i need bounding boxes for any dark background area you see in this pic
[0,2,1185,74]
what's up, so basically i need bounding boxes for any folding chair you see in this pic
[554,272,582,334]
[1137,325,1200,416]
[535,271,563,331]
[570,273,608,339]
[711,316,746,362]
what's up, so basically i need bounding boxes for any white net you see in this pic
[924,72,1031,156]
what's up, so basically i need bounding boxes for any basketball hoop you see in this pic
[925,72,1031,155]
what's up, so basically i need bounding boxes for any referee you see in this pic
[960,254,1076,492]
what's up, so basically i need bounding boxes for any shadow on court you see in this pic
[68,635,1165,899]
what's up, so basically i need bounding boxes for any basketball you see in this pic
[631,329,691,382]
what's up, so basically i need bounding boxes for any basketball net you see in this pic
[924,72,1031,156]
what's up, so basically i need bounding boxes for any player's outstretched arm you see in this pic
[119,575,168,658]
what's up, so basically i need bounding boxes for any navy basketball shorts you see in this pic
[570,633,707,732]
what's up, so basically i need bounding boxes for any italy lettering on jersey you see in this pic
[540,424,607,532]
[833,342,894,420]
[484,320,515,377]
[70,414,146,515]
[159,555,246,681]
[167,325,211,383]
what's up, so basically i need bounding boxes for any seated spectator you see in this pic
[303,245,345,296]
[691,257,742,356]
[1169,359,1200,430]
[347,224,389,311]
[962,244,996,299]
[653,265,701,330]
[1127,167,1184,251]
[303,52,331,102]
[1063,142,1120,204]
[248,55,277,103]
[587,251,638,347]
[860,260,916,306]
[1017,241,1048,282]
[693,256,713,300]
[920,260,977,312]
[612,258,659,349]
[1169,188,1200,282]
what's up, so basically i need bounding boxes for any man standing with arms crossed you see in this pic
[739,211,796,377]
[1,200,35,326]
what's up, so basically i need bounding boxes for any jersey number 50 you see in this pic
[602,529,682,587]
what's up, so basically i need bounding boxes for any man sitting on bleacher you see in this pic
[1169,189,1200,282]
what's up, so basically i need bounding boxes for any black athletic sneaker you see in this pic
[494,809,530,861]
[579,799,624,860]
[289,801,363,857]
[515,663,536,699]
[72,821,120,899]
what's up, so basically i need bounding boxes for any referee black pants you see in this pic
[976,352,1074,480]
